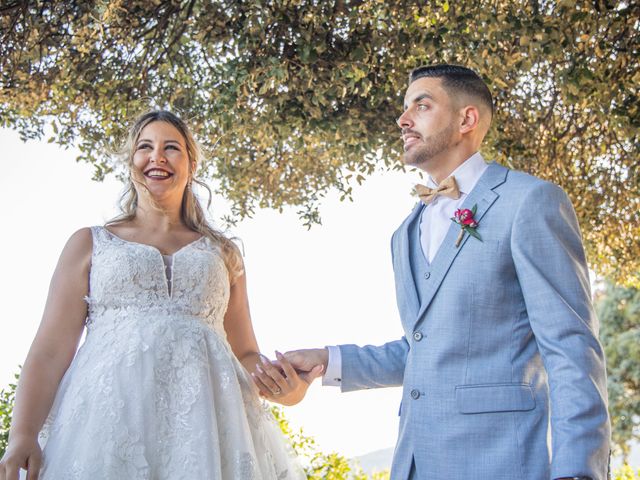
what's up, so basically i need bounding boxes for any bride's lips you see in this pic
[144,168,174,180]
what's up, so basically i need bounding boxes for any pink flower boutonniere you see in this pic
[451,204,483,247]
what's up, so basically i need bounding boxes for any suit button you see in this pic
[410,389,420,400]
[424,272,431,279]
[413,331,423,341]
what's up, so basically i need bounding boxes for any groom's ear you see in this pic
[458,105,481,134]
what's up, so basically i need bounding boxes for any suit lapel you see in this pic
[413,162,509,325]
[395,202,423,318]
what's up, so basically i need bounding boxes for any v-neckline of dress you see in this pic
[102,227,205,257]
[102,227,205,299]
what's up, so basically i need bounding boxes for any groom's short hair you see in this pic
[410,65,494,118]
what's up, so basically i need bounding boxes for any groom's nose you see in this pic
[397,110,413,129]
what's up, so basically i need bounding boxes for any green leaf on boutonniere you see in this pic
[471,204,478,216]
[465,226,483,241]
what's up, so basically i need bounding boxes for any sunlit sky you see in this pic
[0,126,426,459]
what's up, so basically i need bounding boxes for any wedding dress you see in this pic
[38,226,305,479]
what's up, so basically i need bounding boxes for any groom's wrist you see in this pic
[320,347,330,370]
[322,346,342,386]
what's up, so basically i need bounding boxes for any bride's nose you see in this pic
[150,148,167,164]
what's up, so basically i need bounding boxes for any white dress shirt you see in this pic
[419,152,488,264]
[323,152,488,386]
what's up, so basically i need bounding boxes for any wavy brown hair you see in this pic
[107,110,243,281]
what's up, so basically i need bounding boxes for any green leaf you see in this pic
[465,227,482,241]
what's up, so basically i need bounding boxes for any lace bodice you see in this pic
[86,226,230,333]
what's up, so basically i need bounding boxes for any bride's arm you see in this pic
[224,271,322,406]
[0,228,91,480]
[223,271,262,377]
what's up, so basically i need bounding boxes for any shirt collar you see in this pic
[426,152,488,195]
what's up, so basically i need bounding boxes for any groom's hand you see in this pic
[283,348,329,377]
[252,351,324,406]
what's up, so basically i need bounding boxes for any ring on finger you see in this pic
[273,387,282,395]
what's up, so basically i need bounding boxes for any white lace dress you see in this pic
[38,226,306,480]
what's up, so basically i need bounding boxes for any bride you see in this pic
[0,110,323,479]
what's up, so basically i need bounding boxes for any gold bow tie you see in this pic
[415,176,461,205]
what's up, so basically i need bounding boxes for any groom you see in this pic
[284,65,610,479]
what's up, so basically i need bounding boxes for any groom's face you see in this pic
[398,77,459,169]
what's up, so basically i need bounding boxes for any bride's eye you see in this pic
[136,143,152,150]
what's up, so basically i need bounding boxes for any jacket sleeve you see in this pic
[511,181,610,479]
[338,227,410,392]
[338,337,409,392]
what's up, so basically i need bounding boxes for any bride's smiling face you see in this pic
[131,121,193,204]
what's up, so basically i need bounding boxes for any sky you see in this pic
[0,126,425,459]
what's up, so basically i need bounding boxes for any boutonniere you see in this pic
[451,205,483,247]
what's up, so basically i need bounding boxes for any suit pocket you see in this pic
[455,383,535,414]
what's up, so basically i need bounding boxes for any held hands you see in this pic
[0,434,42,480]
[283,348,329,374]
[252,351,325,406]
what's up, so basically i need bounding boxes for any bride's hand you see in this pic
[0,434,42,480]
[251,352,324,406]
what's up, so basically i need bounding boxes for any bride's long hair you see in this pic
[106,110,243,281]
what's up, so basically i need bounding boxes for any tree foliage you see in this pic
[615,465,640,480]
[0,371,18,459]
[1,0,638,283]
[596,280,640,460]
[271,405,389,479]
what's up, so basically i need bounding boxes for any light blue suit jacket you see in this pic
[339,163,610,479]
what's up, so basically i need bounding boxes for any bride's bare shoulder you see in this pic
[60,227,94,265]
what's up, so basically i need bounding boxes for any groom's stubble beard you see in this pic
[403,121,458,170]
